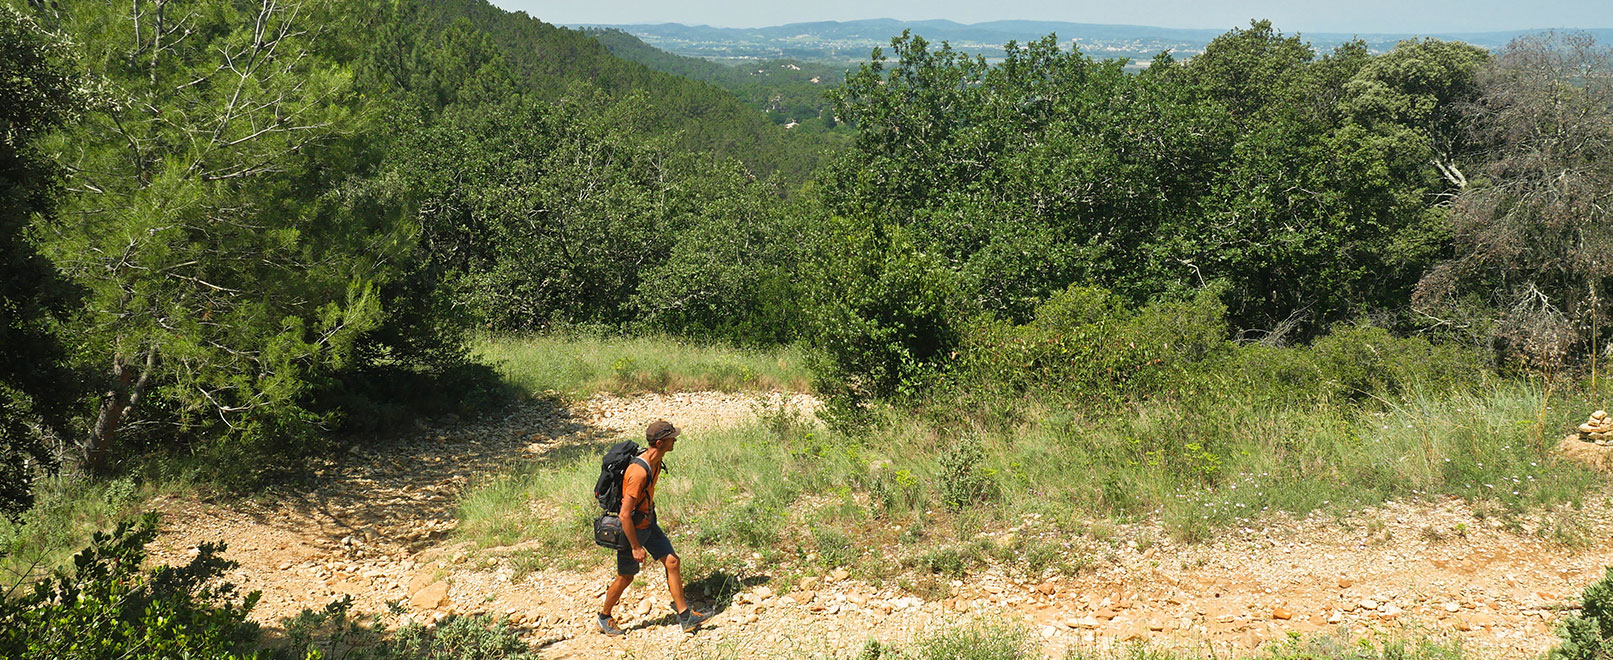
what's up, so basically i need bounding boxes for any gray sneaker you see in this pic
[597,613,624,636]
[677,606,711,633]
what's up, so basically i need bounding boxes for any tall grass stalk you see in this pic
[474,334,812,399]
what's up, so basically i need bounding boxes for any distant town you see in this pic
[575,18,1613,67]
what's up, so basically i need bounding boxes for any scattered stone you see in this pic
[1360,599,1379,611]
[1272,607,1293,621]
[409,581,450,611]
[1036,582,1057,596]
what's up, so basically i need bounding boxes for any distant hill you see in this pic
[581,28,850,127]
[575,18,1613,65]
[407,0,832,180]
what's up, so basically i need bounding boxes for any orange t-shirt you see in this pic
[621,458,658,529]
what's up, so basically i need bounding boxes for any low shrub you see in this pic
[271,597,537,660]
[938,435,997,510]
[812,527,855,567]
[869,466,922,516]
[0,513,263,660]
[950,284,1229,405]
[1550,566,1613,660]
[1203,322,1486,408]
[0,474,140,581]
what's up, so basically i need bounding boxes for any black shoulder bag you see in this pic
[593,457,659,550]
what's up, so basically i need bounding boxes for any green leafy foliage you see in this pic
[271,597,537,660]
[798,216,969,414]
[937,435,997,510]
[0,4,82,515]
[30,0,416,473]
[369,0,826,181]
[391,90,799,341]
[0,514,262,660]
[952,285,1229,405]
[821,24,1489,344]
[1551,566,1613,660]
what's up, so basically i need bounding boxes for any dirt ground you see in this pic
[147,394,1613,659]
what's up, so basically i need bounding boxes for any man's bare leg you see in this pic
[663,554,688,613]
[602,574,633,616]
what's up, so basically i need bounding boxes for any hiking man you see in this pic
[597,419,711,636]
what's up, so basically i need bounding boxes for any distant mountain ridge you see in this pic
[573,18,1613,65]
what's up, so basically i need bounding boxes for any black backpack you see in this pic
[593,440,667,513]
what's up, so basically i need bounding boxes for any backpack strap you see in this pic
[627,456,659,517]
[630,456,658,488]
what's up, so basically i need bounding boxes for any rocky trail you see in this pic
[148,393,1613,659]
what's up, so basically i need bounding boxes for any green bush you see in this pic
[857,625,1030,660]
[952,284,1229,405]
[1209,323,1485,407]
[802,217,970,417]
[909,545,967,574]
[1309,323,1484,399]
[0,514,263,660]
[938,435,998,510]
[812,527,855,568]
[1550,566,1613,660]
[272,597,537,660]
[869,466,922,516]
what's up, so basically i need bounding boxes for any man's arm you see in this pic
[620,493,644,559]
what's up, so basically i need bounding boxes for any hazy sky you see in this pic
[498,0,1612,34]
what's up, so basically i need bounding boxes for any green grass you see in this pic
[473,334,812,399]
[965,379,1603,543]
[454,404,863,571]
[843,625,1472,660]
[0,475,144,585]
[1063,634,1469,660]
[456,337,1605,588]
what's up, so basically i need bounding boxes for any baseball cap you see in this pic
[646,419,680,444]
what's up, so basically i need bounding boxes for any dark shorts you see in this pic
[616,521,674,576]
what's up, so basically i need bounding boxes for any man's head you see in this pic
[646,419,680,451]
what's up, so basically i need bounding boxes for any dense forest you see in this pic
[6,0,1613,512]
[5,0,1613,654]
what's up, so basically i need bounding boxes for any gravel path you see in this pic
[148,395,1613,659]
